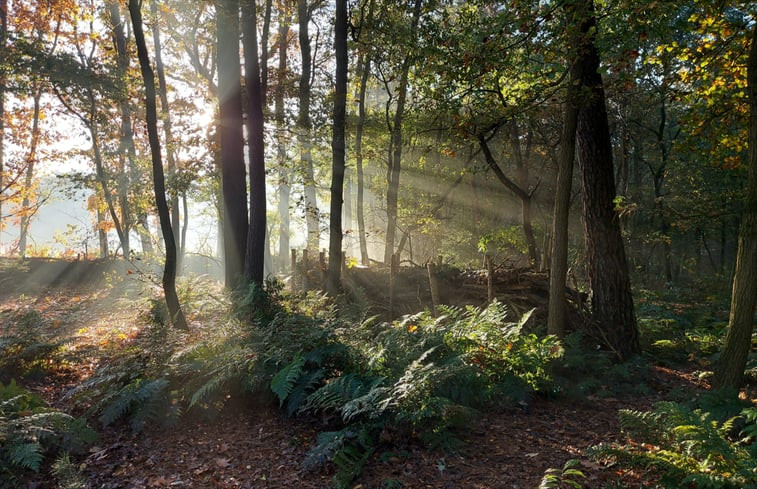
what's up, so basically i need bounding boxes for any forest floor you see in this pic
[0,258,714,488]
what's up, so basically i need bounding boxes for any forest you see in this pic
[0,0,756,487]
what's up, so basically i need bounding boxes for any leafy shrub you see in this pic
[590,401,757,488]
[0,380,96,485]
[271,301,564,487]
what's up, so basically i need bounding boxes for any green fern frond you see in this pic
[284,369,325,417]
[98,378,169,430]
[304,373,383,414]
[270,354,305,406]
[6,441,43,472]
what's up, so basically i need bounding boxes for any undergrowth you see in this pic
[0,380,96,487]
[591,394,757,489]
[271,301,564,487]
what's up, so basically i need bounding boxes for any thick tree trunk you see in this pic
[297,0,319,252]
[574,0,638,360]
[151,0,181,268]
[547,64,579,338]
[18,89,41,258]
[355,54,371,265]
[242,0,266,286]
[129,0,187,329]
[327,0,348,294]
[714,25,757,390]
[384,0,422,264]
[216,0,248,288]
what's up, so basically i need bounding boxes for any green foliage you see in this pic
[539,459,586,489]
[97,378,175,432]
[590,401,757,489]
[0,380,95,483]
[51,453,88,489]
[553,332,650,398]
[277,302,564,486]
[0,309,65,382]
[302,424,379,489]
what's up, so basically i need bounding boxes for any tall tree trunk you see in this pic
[275,7,291,271]
[88,98,128,258]
[355,53,371,265]
[714,24,757,390]
[129,0,187,330]
[0,0,5,246]
[327,0,347,294]
[510,121,540,267]
[242,0,266,286]
[260,0,272,101]
[106,0,134,259]
[297,0,319,252]
[18,89,42,258]
[384,0,422,264]
[216,0,248,288]
[547,59,579,338]
[574,0,638,360]
[151,0,182,268]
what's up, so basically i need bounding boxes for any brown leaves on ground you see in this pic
[0,259,709,488]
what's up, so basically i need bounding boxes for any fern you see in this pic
[6,442,43,472]
[270,354,306,406]
[0,381,95,481]
[592,402,757,489]
[302,424,379,489]
[98,377,171,431]
[539,459,585,489]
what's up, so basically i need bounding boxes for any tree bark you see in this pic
[150,0,182,268]
[275,7,291,271]
[384,0,422,264]
[714,24,757,390]
[18,89,41,258]
[297,0,319,252]
[547,60,579,338]
[129,0,187,329]
[106,0,135,258]
[242,0,266,286]
[574,0,638,360]
[216,0,248,288]
[0,0,5,244]
[355,53,371,265]
[510,121,539,267]
[327,0,348,294]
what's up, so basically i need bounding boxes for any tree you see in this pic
[326,0,347,294]
[275,3,292,271]
[297,0,319,253]
[383,0,422,265]
[715,23,757,390]
[150,0,182,265]
[573,0,639,360]
[547,53,579,338]
[128,0,187,330]
[0,0,5,245]
[241,0,266,286]
[216,0,247,288]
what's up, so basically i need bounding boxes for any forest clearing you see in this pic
[1,0,757,488]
